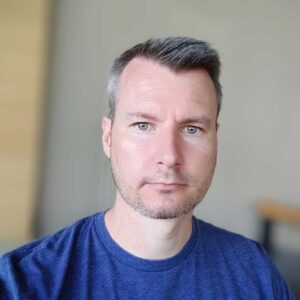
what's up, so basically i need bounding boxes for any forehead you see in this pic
[116,57,217,118]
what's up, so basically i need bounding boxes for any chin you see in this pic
[133,200,197,220]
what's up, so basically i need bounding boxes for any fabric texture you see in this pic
[0,212,294,299]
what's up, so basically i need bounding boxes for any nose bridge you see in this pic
[157,126,182,168]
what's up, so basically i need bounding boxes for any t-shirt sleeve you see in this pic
[268,255,295,300]
[0,255,15,300]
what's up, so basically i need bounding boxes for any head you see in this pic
[107,37,222,122]
[103,37,222,219]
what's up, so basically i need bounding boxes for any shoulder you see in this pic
[194,217,272,266]
[194,217,263,253]
[1,213,98,263]
[0,213,101,298]
[193,217,294,299]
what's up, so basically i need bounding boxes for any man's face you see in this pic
[102,58,218,219]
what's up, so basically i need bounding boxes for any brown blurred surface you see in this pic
[0,0,50,242]
[257,200,300,225]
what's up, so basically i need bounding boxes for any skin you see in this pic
[102,57,218,259]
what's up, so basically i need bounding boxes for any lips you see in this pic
[147,182,187,191]
[151,182,186,186]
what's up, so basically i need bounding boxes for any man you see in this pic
[0,37,294,299]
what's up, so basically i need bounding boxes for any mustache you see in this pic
[141,170,190,186]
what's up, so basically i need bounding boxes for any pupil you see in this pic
[139,123,148,130]
[188,126,196,133]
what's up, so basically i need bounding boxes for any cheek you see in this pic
[111,134,151,168]
[200,136,217,161]
[187,143,217,172]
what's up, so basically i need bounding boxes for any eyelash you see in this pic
[183,126,202,135]
[132,122,203,135]
[134,122,150,131]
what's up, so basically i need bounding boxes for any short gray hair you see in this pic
[107,37,222,120]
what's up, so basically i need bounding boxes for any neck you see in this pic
[104,197,193,260]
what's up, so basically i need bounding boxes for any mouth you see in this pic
[147,182,188,191]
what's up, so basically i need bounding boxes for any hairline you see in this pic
[109,60,221,121]
[107,38,222,121]
[113,56,219,120]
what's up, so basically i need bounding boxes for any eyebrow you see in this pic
[126,112,212,127]
[126,112,159,122]
[179,116,212,128]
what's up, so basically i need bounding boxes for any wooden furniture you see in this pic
[257,199,300,256]
[0,0,50,246]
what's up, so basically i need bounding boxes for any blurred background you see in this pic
[1,0,299,297]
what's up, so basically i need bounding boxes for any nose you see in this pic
[157,129,182,169]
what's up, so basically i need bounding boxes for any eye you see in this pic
[185,126,201,135]
[135,122,149,131]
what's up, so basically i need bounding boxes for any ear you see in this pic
[102,116,112,158]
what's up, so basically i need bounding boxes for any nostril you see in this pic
[157,154,181,168]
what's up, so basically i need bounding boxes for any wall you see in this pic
[0,0,50,250]
[39,0,300,252]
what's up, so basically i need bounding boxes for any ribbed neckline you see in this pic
[94,212,198,272]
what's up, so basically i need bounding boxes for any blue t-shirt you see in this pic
[0,213,294,299]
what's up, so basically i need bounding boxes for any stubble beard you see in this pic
[109,157,217,220]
